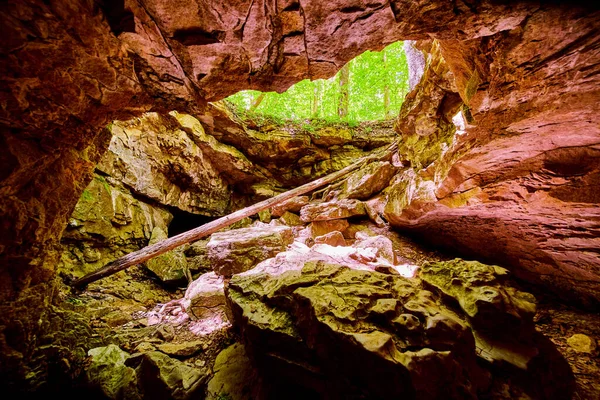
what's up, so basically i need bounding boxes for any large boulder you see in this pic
[59,174,173,278]
[144,227,189,285]
[228,262,486,399]
[300,199,367,222]
[339,161,398,200]
[182,272,226,321]
[207,224,294,277]
[86,345,140,400]
[86,344,209,400]
[228,258,574,399]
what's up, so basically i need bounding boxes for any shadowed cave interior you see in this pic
[0,1,599,399]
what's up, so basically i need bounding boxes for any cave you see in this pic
[1,0,599,398]
[168,210,215,238]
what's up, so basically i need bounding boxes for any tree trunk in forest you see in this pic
[312,81,322,118]
[250,93,266,111]
[383,50,391,119]
[70,142,398,288]
[338,63,350,119]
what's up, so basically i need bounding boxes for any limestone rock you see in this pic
[567,334,597,354]
[144,227,189,285]
[270,196,309,217]
[98,113,231,216]
[156,341,205,357]
[354,233,397,265]
[278,211,304,227]
[60,175,173,278]
[86,345,140,400]
[228,262,485,399]
[207,225,294,277]
[206,343,258,400]
[307,220,350,238]
[419,259,542,371]
[182,272,226,321]
[419,259,536,337]
[314,231,346,247]
[125,351,207,399]
[339,161,397,200]
[184,239,212,276]
[300,199,366,222]
[241,237,413,278]
[308,126,352,147]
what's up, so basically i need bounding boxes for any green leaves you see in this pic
[225,41,409,123]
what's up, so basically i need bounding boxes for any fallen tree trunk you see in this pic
[71,142,397,288]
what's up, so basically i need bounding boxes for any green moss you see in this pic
[81,189,94,202]
[94,175,112,193]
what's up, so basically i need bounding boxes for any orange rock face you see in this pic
[383,7,600,308]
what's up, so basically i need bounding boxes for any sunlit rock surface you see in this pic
[381,11,600,307]
[228,258,573,399]
[100,113,232,216]
[300,198,367,222]
[207,224,294,277]
[59,174,173,279]
[182,272,226,321]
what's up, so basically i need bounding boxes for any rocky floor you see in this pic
[532,291,600,399]
[62,218,598,399]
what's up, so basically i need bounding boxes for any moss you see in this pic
[94,175,112,193]
[81,189,94,202]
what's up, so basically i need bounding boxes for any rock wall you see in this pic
[383,7,600,308]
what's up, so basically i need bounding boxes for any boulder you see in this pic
[60,175,173,277]
[182,272,226,321]
[86,345,139,400]
[419,259,539,370]
[339,161,397,200]
[300,199,366,222]
[314,231,346,247]
[125,351,207,399]
[567,334,597,354]
[207,225,294,277]
[228,262,486,399]
[229,258,574,399]
[307,219,350,238]
[270,196,310,217]
[184,239,212,276]
[206,343,258,400]
[144,227,189,285]
[278,211,304,226]
[419,259,537,336]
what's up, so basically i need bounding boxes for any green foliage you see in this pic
[225,41,409,123]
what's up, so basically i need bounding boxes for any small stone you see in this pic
[567,334,596,353]
[278,211,304,226]
[157,341,205,357]
[314,231,346,247]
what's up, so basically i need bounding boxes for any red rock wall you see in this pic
[385,6,600,308]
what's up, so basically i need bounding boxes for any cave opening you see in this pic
[225,41,411,124]
[167,208,216,237]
